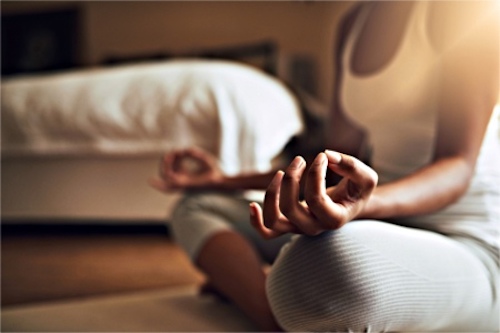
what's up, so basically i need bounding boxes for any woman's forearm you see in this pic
[358,156,473,220]
[214,171,279,191]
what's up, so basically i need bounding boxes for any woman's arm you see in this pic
[250,2,499,237]
[359,2,499,220]
[149,147,281,192]
[209,171,283,191]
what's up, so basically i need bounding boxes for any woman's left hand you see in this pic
[149,147,224,192]
[249,150,378,239]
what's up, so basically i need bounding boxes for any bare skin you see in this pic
[196,231,281,331]
[149,147,283,331]
[152,2,499,331]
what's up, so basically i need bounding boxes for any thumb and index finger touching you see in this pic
[323,150,378,199]
[249,150,378,237]
[150,146,217,192]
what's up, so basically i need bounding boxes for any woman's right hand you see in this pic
[249,150,378,239]
[149,147,224,192]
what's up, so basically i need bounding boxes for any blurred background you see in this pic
[1,2,354,331]
[1,0,354,104]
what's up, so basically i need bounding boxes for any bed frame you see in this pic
[1,155,181,223]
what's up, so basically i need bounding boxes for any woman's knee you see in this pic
[171,191,241,226]
[266,222,398,332]
[170,192,237,259]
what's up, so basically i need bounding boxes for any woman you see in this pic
[151,1,499,331]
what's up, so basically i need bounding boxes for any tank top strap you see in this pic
[341,3,374,71]
[409,1,434,53]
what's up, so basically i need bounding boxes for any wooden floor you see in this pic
[1,224,205,307]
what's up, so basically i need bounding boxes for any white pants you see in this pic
[171,191,292,263]
[171,191,499,332]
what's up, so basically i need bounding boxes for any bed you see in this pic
[1,57,304,224]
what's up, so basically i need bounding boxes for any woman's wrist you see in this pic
[356,188,382,220]
[207,173,226,189]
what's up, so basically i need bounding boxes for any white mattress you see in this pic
[1,59,303,176]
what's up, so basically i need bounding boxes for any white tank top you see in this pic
[340,1,500,251]
[341,1,440,184]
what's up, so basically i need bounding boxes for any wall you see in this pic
[2,0,355,103]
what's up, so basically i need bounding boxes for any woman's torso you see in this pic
[338,1,499,251]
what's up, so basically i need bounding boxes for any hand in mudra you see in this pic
[149,147,223,192]
[249,150,378,238]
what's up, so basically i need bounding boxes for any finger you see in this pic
[325,150,378,196]
[304,153,345,229]
[163,150,187,175]
[184,146,208,159]
[148,177,169,192]
[305,153,328,197]
[250,202,298,237]
[172,150,188,173]
[261,171,302,234]
[262,171,289,229]
[159,153,175,178]
[280,156,322,235]
[249,202,286,239]
[184,147,217,169]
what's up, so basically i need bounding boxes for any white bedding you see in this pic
[1,60,303,175]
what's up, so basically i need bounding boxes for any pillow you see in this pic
[1,59,304,175]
